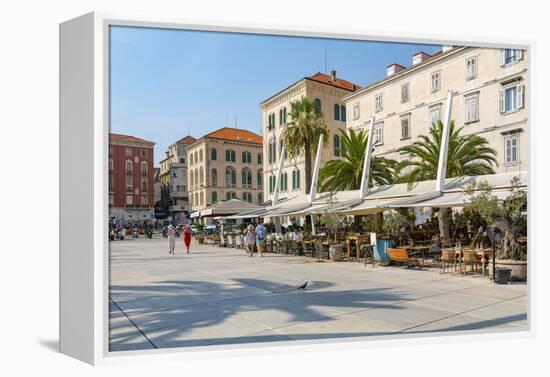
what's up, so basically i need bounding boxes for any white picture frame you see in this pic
[60,11,535,365]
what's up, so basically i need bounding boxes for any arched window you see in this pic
[280,172,288,191]
[199,167,204,185]
[225,149,236,162]
[194,151,198,164]
[283,107,287,124]
[243,192,252,202]
[212,191,218,204]
[242,151,251,163]
[125,160,132,173]
[225,167,236,187]
[199,149,203,162]
[241,168,252,188]
[314,98,322,113]
[199,191,204,205]
[194,192,198,206]
[279,139,287,159]
[334,135,341,157]
[190,169,194,187]
[258,192,264,204]
[257,169,263,187]
[211,148,217,161]
[292,169,301,190]
[141,161,148,175]
[268,138,277,163]
[334,104,341,121]
[211,168,218,187]
[279,108,283,125]
[226,191,237,200]
[190,153,194,165]
[341,105,347,121]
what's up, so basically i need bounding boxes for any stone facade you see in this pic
[260,71,360,202]
[187,127,263,217]
[159,135,196,224]
[344,47,528,174]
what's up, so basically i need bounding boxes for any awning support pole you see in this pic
[436,90,454,192]
[272,145,286,206]
[359,116,376,199]
[309,134,324,204]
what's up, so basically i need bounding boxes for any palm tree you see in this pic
[283,96,328,194]
[319,128,398,192]
[398,120,498,240]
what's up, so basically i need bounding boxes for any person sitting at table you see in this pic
[431,233,442,256]
[292,229,301,241]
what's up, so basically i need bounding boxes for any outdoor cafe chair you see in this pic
[461,250,482,275]
[440,249,457,274]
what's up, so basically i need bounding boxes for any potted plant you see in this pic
[320,211,343,261]
[194,222,205,244]
[465,177,527,281]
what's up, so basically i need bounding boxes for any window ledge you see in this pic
[400,137,411,141]
[502,109,522,116]
[464,119,480,125]
[504,161,521,167]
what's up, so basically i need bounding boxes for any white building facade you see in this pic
[344,47,528,174]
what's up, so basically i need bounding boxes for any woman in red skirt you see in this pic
[183,224,192,254]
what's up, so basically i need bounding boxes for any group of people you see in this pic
[167,224,192,255]
[244,221,266,257]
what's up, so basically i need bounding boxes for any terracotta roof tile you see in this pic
[109,133,155,145]
[307,72,361,91]
[204,127,262,144]
[177,135,197,144]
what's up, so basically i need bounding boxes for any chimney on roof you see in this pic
[387,63,405,77]
[330,69,337,81]
[412,51,431,65]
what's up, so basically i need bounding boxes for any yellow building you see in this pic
[187,127,264,214]
[260,71,361,202]
[344,47,528,173]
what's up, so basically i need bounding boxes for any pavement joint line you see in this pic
[395,294,528,333]
[109,298,158,349]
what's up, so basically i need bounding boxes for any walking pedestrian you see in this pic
[183,224,192,254]
[167,224,176,254]
[255,221,266,257]
[245,223,256,257]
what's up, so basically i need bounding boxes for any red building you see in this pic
[109,133,155,224]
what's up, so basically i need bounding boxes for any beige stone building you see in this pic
[260,71,361,202]
[187,127,264,215]
[344,47,528,174]
[159,135,196,224]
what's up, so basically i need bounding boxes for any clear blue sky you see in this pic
[109,26,441,165]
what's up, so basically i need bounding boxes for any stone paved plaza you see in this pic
[109,237,528,351]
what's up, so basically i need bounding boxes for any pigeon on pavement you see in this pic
[297,281,308,290]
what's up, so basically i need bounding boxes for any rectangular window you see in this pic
[352,102,360,120]
[125,148,132,156]
[125,195,133,205]
[500,84,524,113]
[109,175,114,190]
[400,115,410,139]
[401,83,409,103]
[466,56,478,80]
[257,153,262,164]
[109,194,114,206]
[505,135,519,164]
[126,175,133,191]
[465,95,479,123]
[109,159,113,170]
[373,126,383,145]
[430,106,441,126]
[141,178,148,191]
[141,149,147,157]
[502,49,523,65]
[126,161,132,173]
[430,71,441,93]
[375,94,383,112]
[141,195,148,205]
